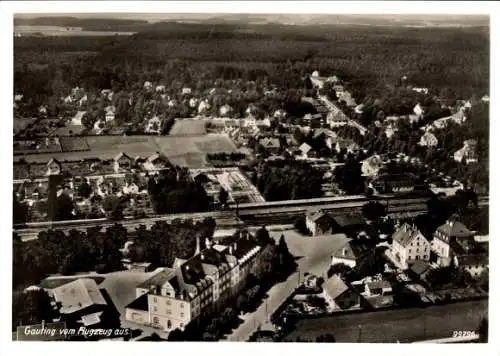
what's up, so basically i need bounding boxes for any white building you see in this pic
[391,223,430,269]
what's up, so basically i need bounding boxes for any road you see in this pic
[318,95,368,135]
[226,231,348,341]
[283,299,488,343]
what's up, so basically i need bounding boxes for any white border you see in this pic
[1,2,498,356]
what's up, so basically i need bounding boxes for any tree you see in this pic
[316,334,336,342]
[218,187,229,207]
[478,317,488,343]
[327,263,352,278]
[254,226,273,246]
[78,180,92,199]
[362,201,387,222]
[12,289,57,330]
[54,192,74,221]
[13,193,28,224]
[102,195,126,220]
[167,328,184,341]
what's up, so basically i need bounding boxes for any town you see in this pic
[12,13,489,343]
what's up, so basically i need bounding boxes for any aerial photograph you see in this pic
[11,7,490,344]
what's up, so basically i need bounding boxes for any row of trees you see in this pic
[13,218,216,289]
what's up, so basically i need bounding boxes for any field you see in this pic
[284,299,488,343]
[169,119,207,136]
[14,134,237,168]
[14,25,134,36]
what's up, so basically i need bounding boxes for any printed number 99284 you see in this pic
[452,331,477,338]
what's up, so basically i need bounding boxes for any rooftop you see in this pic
[323,275,350,300]
[124,293,149,311]
[436,220,473,239]
[392,223,423,247]
[52,278,107,314]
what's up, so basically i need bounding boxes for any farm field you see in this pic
[14,134,237,168]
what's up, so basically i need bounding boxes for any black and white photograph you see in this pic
[4,1,498,350]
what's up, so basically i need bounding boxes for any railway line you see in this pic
[14,193,489,242]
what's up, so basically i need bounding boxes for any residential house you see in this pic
[143,81,153,90]
[391,223,431,269]
[327,111,349,128]
[419,132,438,147]
[337,91,357,107]
[113,152,133,173]
[258,137,281,154]
[361,155,383,177]
[305,210,333,236]
[413,103,424,118]
[182,87,192,95]
[454,254,488,279]
[333,84,345,97]
[303,113,323,128]
[364,280,392,297]
[219,104,233,117]
[408,260,433,284]
[330,238,371,268]
[52,278,110,328]
[454,139,478,164]
[412,87,429,95]
[46,158,62,176]
[481,95,490,102]
[143,153,171,172]
[189,98,199,108]
[298,142,312,158]
[323,275,360,310]
[432,218,474,267]
[335,139,359,154]
[155,85,166,93]
[145,116,162,134]
[273,109,287,119]
[105,106,116,122]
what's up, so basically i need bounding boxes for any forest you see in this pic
[14,23,489,118]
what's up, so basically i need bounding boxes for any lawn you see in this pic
[284,299,488,343]
[169,119,207,136]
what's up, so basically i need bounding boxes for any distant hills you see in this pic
[14,13,489,30]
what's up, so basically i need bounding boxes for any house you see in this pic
[219,104,233,117]
[14,94,23,102]
[105,106,116,122]
[303,113,323,127]
[52,278,109,328]
[413,103,424,118]
[391,223,431,269]
[146,116,162,134]
[256,118,272,128]
[305,210,333,236]
[354,104,365,114]
[143,81,153,90]
[418,132,438,147]
[322,275,360,310]
[46,158,62,176]
[155,85,166,93]
[258,137,281,154]
[412,87,429,95]
[364,280,392,296]
[298,142,312,158]
[143,152,170,171]
[368,173,418,194]
[197,100,210,114]
[408,260,433,283]
[331,239,371,268]
[338,90,357,107]
[454,254,488,278]
[432,218,474,267]
[335,139,359,154]
[273,109,287,119]
[182,87,192,95]
[454,139,478,164]
[481,95,490,102]
[189,98,199,108]
[113,152,133,173]
[333,84,345,97]
[361,155,383,177]
[326,111,349,128]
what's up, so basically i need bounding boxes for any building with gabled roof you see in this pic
[454,254,488,279]
[46,158,62,176]
[113,152,132,173]
[330,238,371,268]
[305,210,333,236]
[322,275,360,310]
[391,223,430,269]
[432,217,474,267]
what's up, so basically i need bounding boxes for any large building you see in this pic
[391,223,430,269]
[432,218,474,267]
[125,233,262,332]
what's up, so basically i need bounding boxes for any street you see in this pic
[226,230,349,341]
